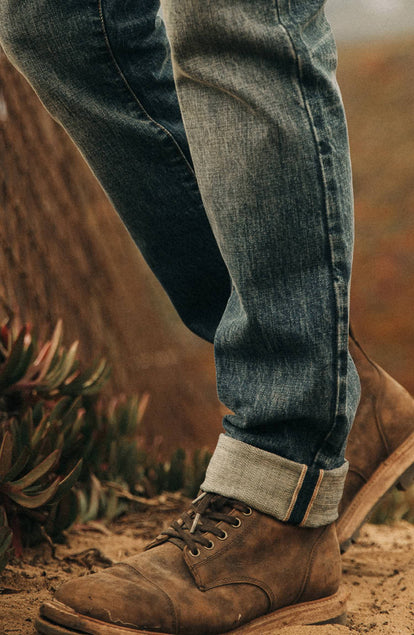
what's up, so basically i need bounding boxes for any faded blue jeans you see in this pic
[0,0,360,526]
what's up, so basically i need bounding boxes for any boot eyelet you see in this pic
[204,540,215,550]
[217,530,228,541]
[232,517,242,528]
[242,507,253,516]
[190,548,200,557]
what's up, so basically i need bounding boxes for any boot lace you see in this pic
[146,492,252,556]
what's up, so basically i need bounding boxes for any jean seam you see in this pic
[272,0,343,467]
[97,0,196,178]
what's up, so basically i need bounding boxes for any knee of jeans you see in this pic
[0,1,74,96]
[1,0,48,65]
[0,0,88,119]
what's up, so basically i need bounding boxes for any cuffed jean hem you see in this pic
[201,434,348,528]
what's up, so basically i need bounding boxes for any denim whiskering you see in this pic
[0,0,360,526]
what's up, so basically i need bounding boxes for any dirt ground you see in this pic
[1,500,413,635]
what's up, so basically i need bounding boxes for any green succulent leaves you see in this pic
[0,319,111,397]
[0,318,110,572]
[0,318,211,575]
[0,508,13,572]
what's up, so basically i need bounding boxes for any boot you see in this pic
[36,493,347,634]
[337,330,414,551]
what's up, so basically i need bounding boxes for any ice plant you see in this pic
[0,507,13,571]
[0,318,110,570]
[0,318,110,398]
[0,317,212,574]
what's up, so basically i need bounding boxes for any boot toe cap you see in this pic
[53,565,175,632]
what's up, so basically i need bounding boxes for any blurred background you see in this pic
[328,0,414,400]
[0,0,413,453]
[327,0,414,42]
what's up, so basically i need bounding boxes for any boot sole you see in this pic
[337,430,414,553]
[35,588,348,634]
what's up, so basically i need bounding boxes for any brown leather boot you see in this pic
[36,493,347,634]
[337,330,414,552]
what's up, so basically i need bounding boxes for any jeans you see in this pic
[0,0,361,526]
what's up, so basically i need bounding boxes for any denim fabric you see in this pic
[0,0,361,525]
[0,0,231,343]
[203,434,348,527]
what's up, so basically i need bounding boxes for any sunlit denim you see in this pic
[0,0,360,526]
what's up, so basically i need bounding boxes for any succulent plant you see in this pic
[0,507,13,571]
[83,394,150,488]
[0,316,213,574]
[0,406,83,553]
[0,318,111,400]
[0,317,111,568]
[184,448,212,499]
[369,484,414,525]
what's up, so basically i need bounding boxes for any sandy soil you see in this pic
[1,507,414,635]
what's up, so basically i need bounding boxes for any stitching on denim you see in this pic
[203,436,311,521]
[272,0,345,468]
[299,468,324,526]
[97,0,196,178]
[282,463,307,522]
[272,0,305,109]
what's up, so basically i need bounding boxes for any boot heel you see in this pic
[397,462,414,491]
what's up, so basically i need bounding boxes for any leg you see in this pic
[161,0,360,524]
[0,0,230,342]
[36,3,356,634]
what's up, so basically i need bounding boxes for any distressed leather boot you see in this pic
[36,493,347,634]
[337,331,414,551]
